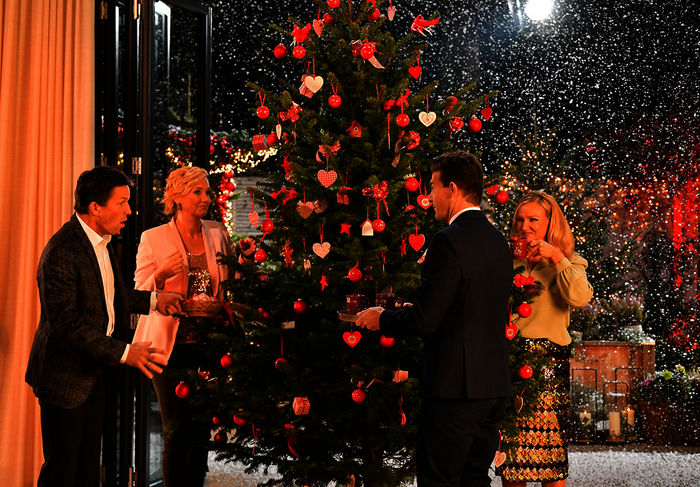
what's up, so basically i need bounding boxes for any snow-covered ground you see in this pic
[205,444,700,486]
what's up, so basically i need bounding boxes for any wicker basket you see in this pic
[182,298,223,318]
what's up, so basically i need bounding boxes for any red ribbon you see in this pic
[279,103,303,123]
[362,181,390,216]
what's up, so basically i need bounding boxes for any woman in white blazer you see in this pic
[133,166,233,487]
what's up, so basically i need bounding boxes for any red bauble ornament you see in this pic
[495,190,509,204]
[233,415,247,426]
[372,218,386,232]
[210,143,216,155]
[292,45,306,59]
[379,335,395,348]
[254,248,268,263]
[329,94,342,108]
[327,0,340,7]
[519,365,533,379]
[368,8,381,21]
[267,133,279,147]
[260,219,274,233]
[323,13,335,24]
[220,354,233,368]
[212,416,221,425]
[293,298,307,314]
[360,44,375,60]
[225,169,235,179]
[468,117,482,132]
[275,357,289,368]
[351,388,366,403]
[273,44,288,59]
[348,267,362,282]
[174,382,191,399]
[517,303,532,318]
[396,113,410,127]
[405,177,420,192]
[226,180,236,192]
[256,105,270,119]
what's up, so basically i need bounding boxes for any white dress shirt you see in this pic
[449,205,480,225]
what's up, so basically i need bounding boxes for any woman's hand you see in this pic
[154,252,186,288]
[527,239,565,264]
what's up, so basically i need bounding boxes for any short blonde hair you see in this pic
[511,191,575,258]
[163,166,209,217]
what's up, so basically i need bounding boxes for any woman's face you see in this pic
[514,201,549,241]
[176,179,212,219]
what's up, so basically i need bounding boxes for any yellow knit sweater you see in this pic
[514,252,594,346]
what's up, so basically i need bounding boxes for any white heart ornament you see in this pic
[317,169,337,188]
[304,75,324,93]
[418,111,436,127]
[387,5,396,21]
[312,242,331,258]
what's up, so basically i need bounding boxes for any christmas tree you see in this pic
[174,1,494,485]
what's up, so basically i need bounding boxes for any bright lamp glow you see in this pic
[524,0,554,21]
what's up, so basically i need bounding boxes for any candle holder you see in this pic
[603,381,629,444]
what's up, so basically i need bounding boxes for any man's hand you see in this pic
[356,306,384,331]
[125,341,167,379]
[156,292,183,315]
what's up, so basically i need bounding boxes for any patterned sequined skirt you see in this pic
[498,339,571,482]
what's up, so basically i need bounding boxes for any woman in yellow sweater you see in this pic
[499,191,593,487]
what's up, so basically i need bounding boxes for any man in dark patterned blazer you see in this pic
[26,166,182,486]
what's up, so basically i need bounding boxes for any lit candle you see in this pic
[609,411,621,437]
[579,410,592,424]
[626,407,635,427]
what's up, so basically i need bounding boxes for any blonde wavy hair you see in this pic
[163,166,210,217]
[511,191,575,258]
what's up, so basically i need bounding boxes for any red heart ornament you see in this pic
[449,116,464,132]
[388,5,396,20]
[494,451,507,468]
[408,65,422,79]
[379,335,395,348]
[312,19,324,37]
[486,184,499,196]
[417,195,432,209]
[296,201,314,219]
[317,169,337,188]
[408,233,425,252]
[505,323,518,340]
[312,241,331,258]
[248,211,259,227]
[343,330,361,347]
[481,107,492,121]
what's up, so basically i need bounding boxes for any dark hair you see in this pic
[431,150,483,204]
[74,166,133,213]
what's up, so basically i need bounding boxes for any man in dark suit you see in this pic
[357,151,513,487]
[26,166,182,486]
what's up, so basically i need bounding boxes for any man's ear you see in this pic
[88,201,100,216]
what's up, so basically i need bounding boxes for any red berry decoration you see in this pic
[273,44,288,59]
[174,382,191,399]
[348,266,362,282]
[292,45,306,59]
[260,219,274,234]
[405,177,420,192]
[256,105,270,119]
[327,0,340,7]
[495,190,509,204]
[328,94,342,108]
[517,302,532,318]
[396,113,410,127]
[254,248,268,263]
[368,8,381,21]
[360,44,375,60]
[372,218,386,232]
[233,415,247,426]
[468,117,482,132]
[293,298,308,314]
[519,365,534,379]
[351,388,366,403]
[212,416,221,425]
[379,335,395,348]
[220,354,233,368]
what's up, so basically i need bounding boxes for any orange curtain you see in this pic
[0,0,94,484]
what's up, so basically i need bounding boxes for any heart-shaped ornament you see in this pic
[408,65,422,79]
[248,211,259,227]
[312,19,324,37]
[481,106,492,121]
[343,330,361,347]
[418,111,436,127]
[486,184,499,196]
[304,75,324,93]
[317,169,337,188]
[505,323,518,340]
[387,5,396,21]
[379,335,395,348]
[514,394,524,414]
[449,116,464,132]
[296,201,314,219]
[408,233,425,252]
[417,195,432,209]
[494,451,507,468]
[312,241,331,258]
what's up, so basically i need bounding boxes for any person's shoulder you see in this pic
[141,221,171,239]
[569,251,589,266]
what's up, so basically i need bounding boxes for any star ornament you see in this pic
[320,274,329,291]
[340,223,352,235]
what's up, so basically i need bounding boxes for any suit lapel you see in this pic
[70,215,107,306]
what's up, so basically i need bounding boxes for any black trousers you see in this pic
[152,344,209,487]
[418,397,507,487]
[37,374,105,487]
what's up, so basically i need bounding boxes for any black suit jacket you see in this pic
[380,210,513,400]
[26,215,151,408]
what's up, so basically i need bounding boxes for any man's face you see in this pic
[93,185,131,236]
[429,171,453,223]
